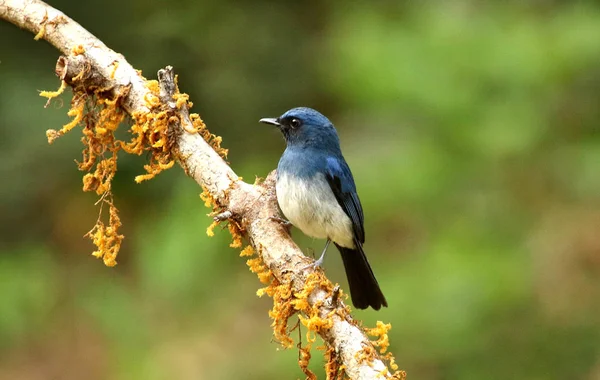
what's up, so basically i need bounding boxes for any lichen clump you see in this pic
[41,61,223,266]
[365,321,406,379]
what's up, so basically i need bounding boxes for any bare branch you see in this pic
[0,1,402,378]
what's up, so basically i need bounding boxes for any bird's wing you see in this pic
[325,156,365,243]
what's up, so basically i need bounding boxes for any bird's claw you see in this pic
[269,216,292,233]
[301,255,325,272]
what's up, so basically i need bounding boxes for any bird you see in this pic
[259,107,387,310]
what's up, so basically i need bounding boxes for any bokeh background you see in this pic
[1,0,600,379]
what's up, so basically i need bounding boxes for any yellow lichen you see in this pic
[173,92,191,109]
[267,279,296,348]
[110,61,119,79]
[298,311,334,344]
[85,199,123,267]
[42,63,220,267]
[228,223,243,248]
[190,112,228,158]
[34,24,46,41]
[366,321,392,354]
[257,269,272,285]
[362,321,406,379]
[386,353,400,372]
[239,245,255,257]
[72,67,87,83]
[199,187,215,208]
[299,343,317,380]
[261,270,337,368]
[34,14,68,42]
[357,344,378,365]
[34,12,48,41]
[246,258,267,274]
[142,91,161,108]
[62,97,86,130]
[189,113,205,130]
[39,80,67,101]
[145,79,160,93]
[72,44,85,55]
[200,182,245,251]
[391,366,407,380]
[46,129,61,144]
[237,242,390,377]
[82,154,118,195]
[256,264,406,377]
[206,220,218,237]
[123,98,176,182]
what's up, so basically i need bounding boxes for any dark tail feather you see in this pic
[335,242,387,310]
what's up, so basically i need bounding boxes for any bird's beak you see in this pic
[259,117,281,127]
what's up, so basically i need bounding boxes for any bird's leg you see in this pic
[303,239,331,270]
[314,238,331,267]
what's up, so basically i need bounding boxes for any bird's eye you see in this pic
[289,118,301,128]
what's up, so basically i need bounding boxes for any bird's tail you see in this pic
[335,242,387,310]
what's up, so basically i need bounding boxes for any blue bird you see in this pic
[260,107,387,310]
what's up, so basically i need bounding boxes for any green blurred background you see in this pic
[1,0,600,379]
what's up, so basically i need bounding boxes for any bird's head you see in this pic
[260,107,340,150]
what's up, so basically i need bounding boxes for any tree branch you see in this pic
[0,0,402,378]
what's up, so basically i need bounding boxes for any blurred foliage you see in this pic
[1,0,600,379]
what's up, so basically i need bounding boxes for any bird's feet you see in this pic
[269,216,293,234]
[301,239,330,271]
[301,255,325,271]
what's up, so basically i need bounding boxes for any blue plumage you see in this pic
[325,155,365,243]
[260,107,387,310]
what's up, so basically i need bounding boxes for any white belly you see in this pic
[276,172,355,249]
